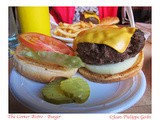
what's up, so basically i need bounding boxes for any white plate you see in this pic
[51,32,74,43]
[51,29,74,43]
[9,69,146,113]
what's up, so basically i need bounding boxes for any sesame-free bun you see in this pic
[13,45,78,83]
[100,17,120,25]
[78,51,144,83]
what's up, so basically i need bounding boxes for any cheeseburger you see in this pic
[73,25,145,83]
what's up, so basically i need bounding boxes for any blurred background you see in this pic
[11,6,151,24]
[118,6,151,24]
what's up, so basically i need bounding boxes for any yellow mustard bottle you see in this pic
[17,6,51,36]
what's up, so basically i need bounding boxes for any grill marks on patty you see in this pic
[76,29,145,65]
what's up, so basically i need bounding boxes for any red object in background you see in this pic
[50,7,75,24]
[98,7,118,19]
[50,6,118,24]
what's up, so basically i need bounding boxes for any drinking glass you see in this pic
[8,7,18,57]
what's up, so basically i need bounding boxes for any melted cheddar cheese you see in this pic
[73,25,136,53]
[83,12,100,23]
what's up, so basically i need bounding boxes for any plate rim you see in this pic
[51,29,74,43]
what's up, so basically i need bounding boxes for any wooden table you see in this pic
[9,23,151,113]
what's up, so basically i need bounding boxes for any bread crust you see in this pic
[13,45,78,83]
[78,51,144,83]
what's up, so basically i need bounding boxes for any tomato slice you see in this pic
[18,33,75,56]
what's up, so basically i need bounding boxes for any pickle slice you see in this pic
[60,77,90,103]
[41,80,73,104]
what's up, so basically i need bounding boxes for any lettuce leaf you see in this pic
[20,48,84,69]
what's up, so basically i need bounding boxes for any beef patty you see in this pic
[76,29,145,65]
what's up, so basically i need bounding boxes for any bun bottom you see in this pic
[79,51,144,83]
[13,55,78,83]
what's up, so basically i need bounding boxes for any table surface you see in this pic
[9,23,152,113]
